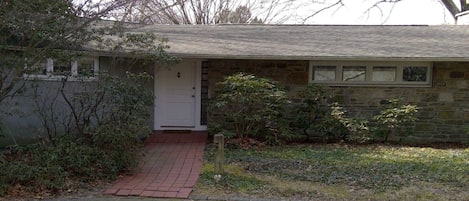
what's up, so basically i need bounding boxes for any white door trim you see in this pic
[154,60,207,131]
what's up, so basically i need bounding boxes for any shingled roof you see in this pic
[112,24,469,61]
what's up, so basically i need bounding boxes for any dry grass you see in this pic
[195,144,469,200]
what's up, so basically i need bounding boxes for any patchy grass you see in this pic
[194,144,469,200]
[197,163,267,196]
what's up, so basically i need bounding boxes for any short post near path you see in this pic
[213,134,225,180]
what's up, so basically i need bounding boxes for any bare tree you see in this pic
[301,0,469,24]
[363,0,465,20]
[112,0,298,24]
[113,0,468,25]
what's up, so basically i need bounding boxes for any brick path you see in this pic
[103,131,207,199]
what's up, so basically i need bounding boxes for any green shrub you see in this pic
[291,85,369,143]
[0,144,68,195]
[371,98,418,142]
[92,123,145,173]
[311,103,351,142]
[46,135,117,180]
[330,103,369,143]
[290,84,328,141]
[88,72,152,171]
[291,85,419,143]
[309,103,369,143]
[0,72,153,196]
[55,71,153,141]
[0,132,142,196]
[209,73,290,145]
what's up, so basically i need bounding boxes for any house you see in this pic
[457,10,469,25]
[3,24,469,145]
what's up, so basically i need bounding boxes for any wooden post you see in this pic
[213,134,225,175]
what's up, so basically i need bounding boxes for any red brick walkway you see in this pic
[103,131,207,198]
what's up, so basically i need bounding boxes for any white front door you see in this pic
[155,61,196,128]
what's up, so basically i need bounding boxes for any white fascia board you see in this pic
[170,54,469,62]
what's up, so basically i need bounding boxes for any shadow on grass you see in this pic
[201,143,469,197]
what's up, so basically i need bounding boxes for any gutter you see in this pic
[455,10,469,17]
[168,53,469,62]
[7,45,469,63]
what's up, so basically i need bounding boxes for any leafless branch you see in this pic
[379,1,398,24]
[360,0,402,23]
[361,0,461,22]
[437,0,450,23]
[302,0,344,24]
[441,0,461,18]
[112,0,299,24]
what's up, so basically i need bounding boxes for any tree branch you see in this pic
[302,0,344,24]
[441,0,461,18]
[461,0,468,11]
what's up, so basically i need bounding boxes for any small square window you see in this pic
[77,59,96,77]
[372,66,396,81]
[403,66,427,82]
[343,66,366,82]
[27,59,47,75]
[313,66,336,81]
[53,59,72,76]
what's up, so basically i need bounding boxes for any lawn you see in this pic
[194,144,469,201]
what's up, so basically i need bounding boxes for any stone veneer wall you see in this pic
[207,59,309,99]
[207,59,469,143]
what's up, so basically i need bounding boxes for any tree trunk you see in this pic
[461,0,468,12]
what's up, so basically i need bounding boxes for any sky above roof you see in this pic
[78,0,459,25]
[289,0,455,25]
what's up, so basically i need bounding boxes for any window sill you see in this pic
[309,81,432,88]
[23,74,98,82]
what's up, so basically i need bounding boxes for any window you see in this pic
[53,59,72,76]
[309,61,431,86]
[76,59,97,77]
[372,66,396,82]
[24,57,99,80]
[343,66,366,82]
[312,65,336,81]
[403,66,427,82]
[28,59,48,75]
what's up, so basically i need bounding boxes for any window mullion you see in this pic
[46,58,53,76]
[396,65,403,82]
[93,58,99,76]
[366,65,372,81]
[337,65,343,82]
[71,61,78,76]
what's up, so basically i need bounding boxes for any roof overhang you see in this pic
[169,53,469,62]
[456,10,469,17]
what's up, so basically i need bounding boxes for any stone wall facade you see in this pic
[207,59,469,143]
[207,59,309,99]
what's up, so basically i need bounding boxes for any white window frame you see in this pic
[24,57,99,81]
[309,61,432,87]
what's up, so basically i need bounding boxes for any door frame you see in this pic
[153,59,207,131]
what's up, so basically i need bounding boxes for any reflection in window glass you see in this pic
[53,60,71,76]
[403,66,427,82]
[77,59,95,76]
[28,59,47,75]
[343,66,366,82]
[372,66,396,81]
[313,66,336,81]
